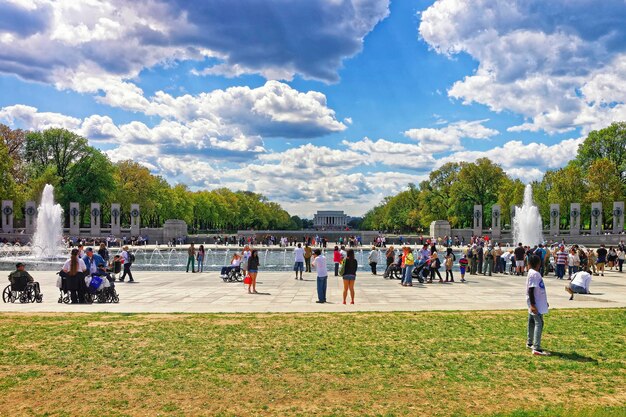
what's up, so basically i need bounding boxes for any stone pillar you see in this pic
[1,200,14,233]
[590,202,602,235]
[549,204,560,237]
[90,203,101,236]
[613,201,624,233]
[25,201,37,234]
[473,205,482,236]
[130,204,140,236]
[491,205,501,239]
[69,203,80,236]
[570,203,580,236]
[111,203,121,236]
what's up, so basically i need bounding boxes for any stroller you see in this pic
[412,259,431,284]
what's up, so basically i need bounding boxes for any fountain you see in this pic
[32,184,64,258]
[513,184,543,246]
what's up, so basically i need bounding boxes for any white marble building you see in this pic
[313,210,348,229]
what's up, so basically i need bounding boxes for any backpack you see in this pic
[129,252,136,263]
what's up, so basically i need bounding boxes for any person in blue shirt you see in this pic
[82,247,106,275]
[535,244,546,276]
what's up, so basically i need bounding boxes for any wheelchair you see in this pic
[3,275,43,304]
[86,274,120,304]
[221,266,243,282]
[383,262,403,279]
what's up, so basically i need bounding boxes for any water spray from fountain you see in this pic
[513,184,543,247]
[32,184,64,258]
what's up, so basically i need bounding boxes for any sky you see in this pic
[1,0,625,217]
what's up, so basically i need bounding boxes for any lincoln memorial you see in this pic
[313,210,349,230]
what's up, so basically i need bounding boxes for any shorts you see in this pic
[516,260,525,267]
[248,270,258,273]
[294,262,304,271]
[342,274,356,281]
[460,267,466,274]
[596,261,605,267]
[569,283,586,294]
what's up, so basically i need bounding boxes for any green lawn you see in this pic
[0,309,624,417]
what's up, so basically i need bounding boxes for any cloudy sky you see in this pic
[1,0,625,217]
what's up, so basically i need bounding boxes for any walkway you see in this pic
[1,269,624,313]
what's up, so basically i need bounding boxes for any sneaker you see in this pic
[532,349,551,356]
[526,343,533,349]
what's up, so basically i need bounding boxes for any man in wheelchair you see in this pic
[5,262,42,303]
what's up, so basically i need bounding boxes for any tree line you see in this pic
[362,122,626,232]
[0,126,298,231]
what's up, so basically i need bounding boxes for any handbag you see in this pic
[243,274,252,284]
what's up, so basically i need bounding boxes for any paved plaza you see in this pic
[1,268,624,313]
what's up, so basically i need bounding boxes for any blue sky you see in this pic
[1,0,625,216]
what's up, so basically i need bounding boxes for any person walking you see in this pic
[368,246,379,275]
[240,245,251,276]
[304,243,313,273]
[341,249,358,304]
[617,247,625,272]
[333,246,342,276]
[445,248,455,282]
[196,244,205,272]
[401,246,415,286]
[186,243,196,273]
[119,245,134,282]
[247,249,260,294]
[596,244,607,276]
[312,249,328,303]
[482,245,494,276]
[293,243,305,280]
[429,251,443,283]
[526,254,550,356]
[555,245,567,279]
[514,243,526,276]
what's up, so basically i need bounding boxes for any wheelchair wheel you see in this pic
[36,293,43,303]
[234,272,243,282]
[391,269,402,279]
[111,293,119,303]
[2,285,14,303]
[83,293,94,304]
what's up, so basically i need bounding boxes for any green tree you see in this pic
[62,149,116,223]
[0,141,18,201]
[24,128,89,185]
[497,177,525,229]
[573,122,626,186]
[450,158,507,227]
[585,158,623,228]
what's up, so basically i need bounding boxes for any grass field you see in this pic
[0,309,624,417]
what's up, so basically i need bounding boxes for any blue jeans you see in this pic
[556,264,565,279]
[570,283,587,294]
[403,265,414,284]
[527,313,544,350]
[568,265,578,277]
[317,276,327,302]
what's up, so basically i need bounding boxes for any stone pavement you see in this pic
[1,269,624,313]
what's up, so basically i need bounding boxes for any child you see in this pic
[109,255,122,281]
[444,248,456,282]
[526,254,550,356]
[459,255,468,282]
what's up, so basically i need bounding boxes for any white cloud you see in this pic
[403,120,498,152]
[439,137,584,177]
[419,0,626,134]
[0,0,389,93]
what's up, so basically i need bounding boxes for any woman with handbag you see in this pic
[341,249,358,304]
[247,249,260,294]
